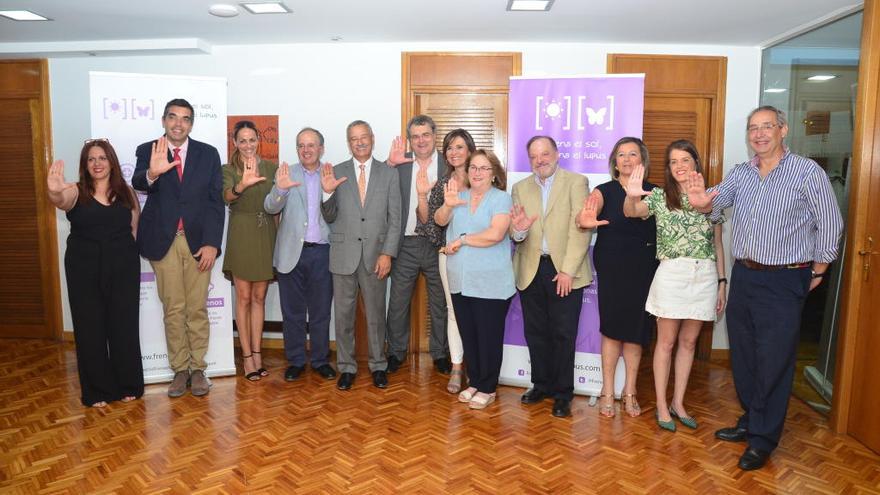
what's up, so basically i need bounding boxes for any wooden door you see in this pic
[608,54,727,360]
[401,52,521,354]
[833,0,880,453]
[0,60,61,339]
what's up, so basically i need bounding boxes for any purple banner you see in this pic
[505,247,601,354]
[508,75,645,173]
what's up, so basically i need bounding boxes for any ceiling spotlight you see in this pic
[763,88,787,93]
[0,10,50,21]
[209,4,240,17]
[807,75,837,81]
[507,0,554,11]
[330,35,343,42]
[241,2,291,14]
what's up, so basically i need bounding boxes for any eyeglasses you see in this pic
[747,123,782,134]
[84,138,110,144]
[469,166,493,174]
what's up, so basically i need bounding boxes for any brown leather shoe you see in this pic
[167,370,190,398]
[190,369,212,396]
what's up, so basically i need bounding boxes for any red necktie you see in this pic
[174,147,183,231]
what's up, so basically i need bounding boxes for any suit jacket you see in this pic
[320,158,402,276]
[263,162,330,274]
[396,152,446,247]
[511,167,592,290]
[132,138,224,260]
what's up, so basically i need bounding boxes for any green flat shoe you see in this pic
[669,406,698,429]
[655,410,677,432]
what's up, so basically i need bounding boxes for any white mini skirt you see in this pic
[645,257,717,321]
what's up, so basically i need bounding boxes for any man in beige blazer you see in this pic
[511,135,591,418]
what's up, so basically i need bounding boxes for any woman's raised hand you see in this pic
[577,194,609,229]
[47,160,76,194]
[443,179,466,208]
[624,164,652,198]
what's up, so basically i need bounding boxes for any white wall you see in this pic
[49,41,762,349]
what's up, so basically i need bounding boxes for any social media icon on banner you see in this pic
[103,98,127,120]
[132,99,155,120]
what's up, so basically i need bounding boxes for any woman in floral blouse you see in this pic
[623,139,726,432]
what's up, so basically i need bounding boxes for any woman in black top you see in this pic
[47,140,144,407]
[577,137,658,418]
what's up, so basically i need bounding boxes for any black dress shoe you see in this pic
[313,364,337,379]
[738,447,770,471]
[521,388,549,404]
[552,399,572,418]
[434,357,452,375]
[386,355,403,374]
[372,370,388,388]
[337,372,355,390]
[715,426,748,442]
[284,365,305,382]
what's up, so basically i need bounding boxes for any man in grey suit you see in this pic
[264,127,337,382]
[385,115,450,374]
[321,120,402,390]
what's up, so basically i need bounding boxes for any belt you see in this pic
[737,259,810,271]
[303,241,322,248]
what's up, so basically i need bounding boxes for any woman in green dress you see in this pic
[223,120,278,381]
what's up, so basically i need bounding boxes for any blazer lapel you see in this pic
[340,161,361,210]
[544,170,567,217]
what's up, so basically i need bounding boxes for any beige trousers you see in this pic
[150,235,212,372]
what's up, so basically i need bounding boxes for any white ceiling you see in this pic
[0,0,864,55]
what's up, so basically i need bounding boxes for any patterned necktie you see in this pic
[174,147,183,231]
[358,163,366,206]
[173,147,182,180]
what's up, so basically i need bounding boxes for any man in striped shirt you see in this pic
[687,105,843,471]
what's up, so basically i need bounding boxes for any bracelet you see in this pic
[811,270,826,279]
[231,184,242,196]
[718,278,727,284]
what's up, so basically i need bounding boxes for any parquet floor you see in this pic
[1,339,878,494]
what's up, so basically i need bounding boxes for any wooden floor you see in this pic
[1,339,878,494]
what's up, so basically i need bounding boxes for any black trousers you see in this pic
[520,257,584,400]
[451,293,512,394]
[727,261,811,452]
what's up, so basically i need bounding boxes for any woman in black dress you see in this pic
[47,140,144,408]
[576,137,658,418]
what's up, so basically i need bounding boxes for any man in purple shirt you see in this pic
[688,106,843,471]
[264,128,336,381]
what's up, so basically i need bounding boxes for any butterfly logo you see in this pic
[585,107,607,126]
[132,99,154,120]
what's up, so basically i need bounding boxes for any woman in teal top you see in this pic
[624,140,727,432]
[435,149,514,410]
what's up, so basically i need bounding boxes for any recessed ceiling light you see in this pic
[507,0,554,11]
[209,4,240,17]
[240,2,290,14]
[0,10,50,21]
[807,75,837,81]
[330,36,343,42]
[763,88,787,93]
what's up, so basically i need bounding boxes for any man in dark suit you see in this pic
[321,120,402,390]
[511,136,591,418]
[384,115,450,374]
[131,98,224,398]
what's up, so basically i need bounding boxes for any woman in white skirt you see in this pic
[623,139,727,432]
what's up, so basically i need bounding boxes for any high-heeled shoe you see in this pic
[598,394,615,418]
[622,393,641,417]
[447,369,464,394]
[242,354,261,381]
[669,406,698,429]
[252,351,269,377]
[656,410,676,432]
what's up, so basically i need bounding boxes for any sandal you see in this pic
[447,369,464,394]
[253,351,269,377]
[458,387,477,403]
[91,401,108,408]
[242,354,261,381]
[622,393,641,417]
[598,394,616,418]
[468,392,496,410]
[121,396,137,402]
